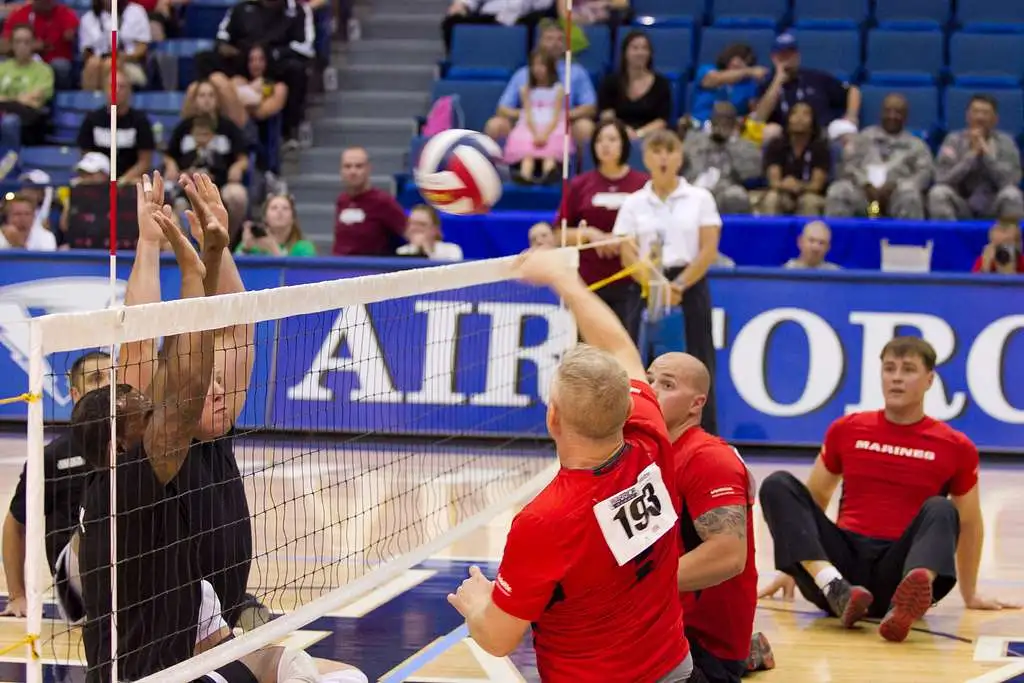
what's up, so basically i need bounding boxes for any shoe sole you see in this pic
[879,569,933,643]
[749,631,776,671]
[840,586,874,628]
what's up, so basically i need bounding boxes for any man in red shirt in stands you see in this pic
[447,248,702,683]
[332,146,407,257]
[1,0,78,89]
[649,352,772,683]
[758,336,1018,643]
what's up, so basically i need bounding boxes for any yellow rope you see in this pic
[0,633,40,659]
[0,392,40,406]
[587,262,643,293]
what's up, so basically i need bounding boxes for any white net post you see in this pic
[107,3,121,680]
[559,0,573,250]
[25,325,45,683]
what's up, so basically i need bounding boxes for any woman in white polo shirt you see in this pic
[612,129,723,435]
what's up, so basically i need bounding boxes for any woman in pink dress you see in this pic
[503,50,571,184]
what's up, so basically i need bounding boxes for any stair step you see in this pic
[338,64,437,92]
[337,41,444,66]
[298,146,409,175]
[291,174,396,206]
[362,12,443,40]
[318,91,431,119]
[311,117,416,147]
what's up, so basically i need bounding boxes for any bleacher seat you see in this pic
[958,0,1024,33]
[134,91,186,115]
[874,0,950,30]
[448,25,528,80]
[631,0,703,25]
[864,30,943,85]
[49,110,84,146]
[792,0,866,29]
[945,87,1024,137]
[152,39,214,88]
[858,84,939,136]
[615,26,693,79]
[20,146,78,171]
[54,90,105,112]
[949,33,1024,88]
[697,27,776,65]
[575,25,613,82]
[796,29,861,81]
[183,0,234,40]
[429,80,506,133]
[711,0,786,28]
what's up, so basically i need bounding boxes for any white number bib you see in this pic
[593,463,678,566]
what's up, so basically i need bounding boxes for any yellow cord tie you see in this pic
[587,262,643,293]
[0,392,40,406]
[0,633,40,660]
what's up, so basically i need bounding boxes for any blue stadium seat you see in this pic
[945,87,1024,137]
[697,27,776,66]
[575,25,613,81]
[20,146,78,171]
[631,0,703,25]
[874,0,949,30]
[864,30,943,85]
[49,110,84,146]
[134,91,186,115]
[54,90,105,112]
[795,29,861,81]
[429,80,506,133]
[183,0,234,40]
[152,38,213,88]
[711,0,786,28]
[64,0,89,9]
[615,26,694,79]
[958,0,1024,33]
[949,33,1024,88]
[448,25,528,80]
[792,0,867,29]
[858,84,939,136]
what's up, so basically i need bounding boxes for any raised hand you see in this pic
[154,209,204,279]
[182,173,230,247]
[512,247,576,288]
[136,172,168,243]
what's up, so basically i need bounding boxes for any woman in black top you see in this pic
[597,30,673,140]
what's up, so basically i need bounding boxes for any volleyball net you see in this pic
[24,250,577,682]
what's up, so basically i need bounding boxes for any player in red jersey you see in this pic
[648,352,772,683]
[447,248,702,683]
[758,336,1020,642]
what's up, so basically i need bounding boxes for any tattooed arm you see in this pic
[676,504,749,592]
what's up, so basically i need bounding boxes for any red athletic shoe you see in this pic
[746,631,776,672]
[879,568,934,643]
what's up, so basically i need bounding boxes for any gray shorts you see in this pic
[656,652,695,683]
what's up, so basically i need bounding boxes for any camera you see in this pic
[994,242,1019,266]
[249,223,268,239]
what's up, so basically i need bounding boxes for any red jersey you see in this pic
[492,381,687,683]
[820,411,979,541]
[554,169,649,286]
[332,188,407,256]
[2,3,79,63]
[673,427,757,663]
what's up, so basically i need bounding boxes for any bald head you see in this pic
[550,344,631,441]
[797,220,832,267]
[651,353,710,394]
[647,352,710,432]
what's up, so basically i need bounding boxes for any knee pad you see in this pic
[277,649,320,683]
[320,670,369,683]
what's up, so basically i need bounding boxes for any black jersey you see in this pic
[78,444,201,683]
[9,432,90,570]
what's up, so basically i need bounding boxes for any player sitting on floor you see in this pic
[648,352,774,683]
[2,351,110,619]
[757,336,1019,643]
[118,171,267,631]
[447,247,705,683]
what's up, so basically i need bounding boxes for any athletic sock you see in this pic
[813,565,843,591]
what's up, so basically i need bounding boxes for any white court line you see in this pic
[965,661,1024,683]
[975,636,1017,662]
[464,639,524,683]
[404,678,488,683]
[327,570,436,618]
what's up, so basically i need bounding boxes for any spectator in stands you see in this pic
[165,114,249,231]
[58,153,110,238]
[782,220,839,270]
[555,118,648,341]
[441,0,553,54]
[973,217,1023,274]
[504,49,569,184]
[761,102,830,217]
[236,194,316,257]
[556,0,628,29]
[825,94,932,219]
[395,204,463,262]
[528,221,556,248]
[333,146,407,256]
[0,24,54,146]
[184,77,249,130]
[487,19,596,149]
[683,102,760,215]
[79,0,151,90]
[597,30,671,140]
[77,65,154,184]
[232,46,289,127]
[754,32,860,136]
[0,194,56,250]
[136,0,184,42]
[690,43,766,125]
[0,0,78,90]
[927,95,1024,221]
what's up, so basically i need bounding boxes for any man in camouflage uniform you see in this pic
[683,102,761,214]
[825,94,932,219]
[927,94,1023,220]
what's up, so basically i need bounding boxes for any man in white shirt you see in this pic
[0,193,57,250]
[782,220,841,270]
[78,0,151,90]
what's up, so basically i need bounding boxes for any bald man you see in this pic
[782,221,840,270]
[649,352,772,683]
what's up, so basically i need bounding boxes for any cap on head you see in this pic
[76,152,110,175]
[772,32,798,53]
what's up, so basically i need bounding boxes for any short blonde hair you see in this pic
[644,129,682,152]
[552,344,631,440]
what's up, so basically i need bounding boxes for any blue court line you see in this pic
[378,623,470,683]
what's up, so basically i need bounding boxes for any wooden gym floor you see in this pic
[0,433,1022,683]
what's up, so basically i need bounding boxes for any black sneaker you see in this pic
[824,577,874,628]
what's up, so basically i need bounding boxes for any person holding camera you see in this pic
[972,218,1023,274]
[235,194,316,257]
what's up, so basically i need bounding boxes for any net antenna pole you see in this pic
[107,5,120,681]
[558,0,573,251]
[25,328,44,683]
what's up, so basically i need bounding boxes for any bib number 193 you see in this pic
[593,463,678,566]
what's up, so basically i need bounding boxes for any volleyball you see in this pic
[414,129,504,215]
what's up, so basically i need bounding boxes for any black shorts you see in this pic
[194,660,258,683]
